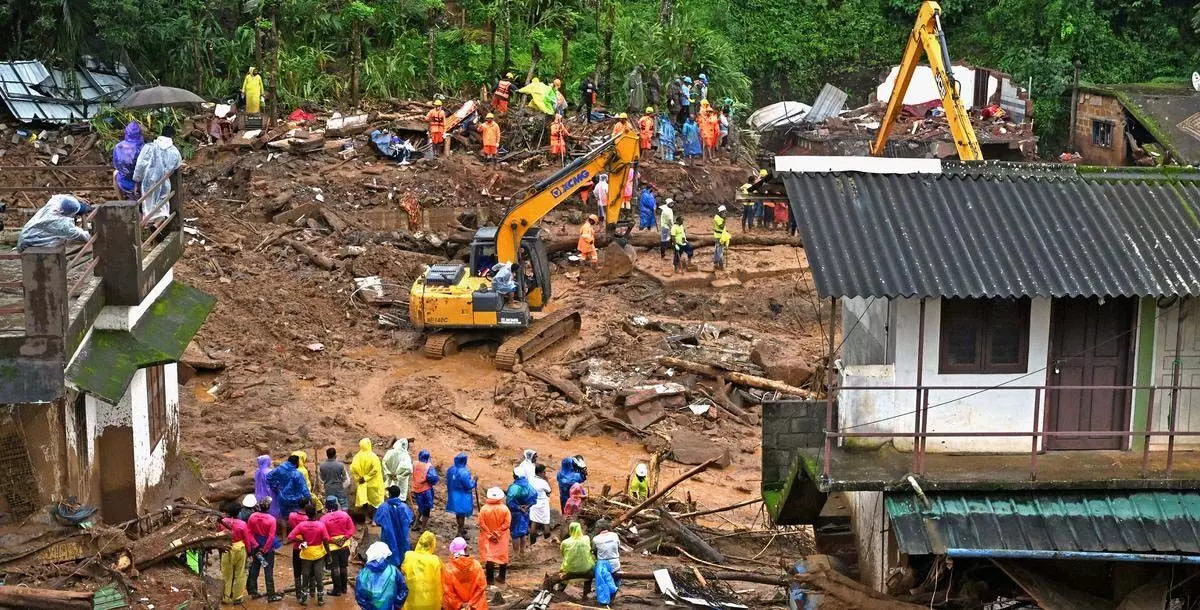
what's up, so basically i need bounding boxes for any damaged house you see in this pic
[0,169,213,524]
[754,64,1037,161]
[763,157,1200,606]
[1071,82,1200,167]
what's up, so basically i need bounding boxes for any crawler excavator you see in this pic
[871,1,982,161]
[409,130,640,370]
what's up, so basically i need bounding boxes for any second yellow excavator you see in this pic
[409,130,641,370]
[871,1,982,161]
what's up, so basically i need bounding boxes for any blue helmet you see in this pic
[698,73,708,82]
[683,76,693,84]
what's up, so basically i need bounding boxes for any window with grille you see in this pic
[1091,120,1114,148]
[146,365,166,447]
[939,298,1031,374]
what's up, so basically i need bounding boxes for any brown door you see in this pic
[1047,297,1136,450]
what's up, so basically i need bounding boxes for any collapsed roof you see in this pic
[0,58,134,124]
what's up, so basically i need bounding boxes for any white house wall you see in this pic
[847,490,890,593]
[1152,298,1200,447]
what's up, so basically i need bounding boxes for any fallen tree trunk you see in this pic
[657,508,726,564]
[525,368,589,406]
[0,585,93,610]
[134,532,231,571]
[203,474,255,503]
[659,356,813,398]
[677,497,762,520]
[616,459,715,525]
[284,238,339,271]
[547,231,801,255]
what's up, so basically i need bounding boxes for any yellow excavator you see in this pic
[409,130,641,370]
[871,1,982,161]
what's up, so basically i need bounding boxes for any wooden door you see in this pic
[1047,297,1136,450]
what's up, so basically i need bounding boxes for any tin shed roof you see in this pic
[781,164,1200,299]
[0,58,133,123]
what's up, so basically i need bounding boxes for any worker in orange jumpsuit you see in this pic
[443,537,487,610]
[638,107,656,151]
[698,100,720,161]
[611,113,632,139]
[493,73,514,113]
[549,114,570,165]
[426,99,446,157]
[477,487,511,585]
[577,214,599,264]
[477,114,501,165]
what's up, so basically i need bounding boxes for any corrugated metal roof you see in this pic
[806,83,848,123]
[886,490,1200,556]
[0,59,132,123]
[782,168,1200,298]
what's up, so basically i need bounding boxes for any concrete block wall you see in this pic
[761,399,827,486]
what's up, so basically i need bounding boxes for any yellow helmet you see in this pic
[618,112,628,119]
[505,72,514,79]
[645,106,654,113]
[434,99,443,106]
[758,169,768,177]
[588,214,599,223]
[486,113,495,119]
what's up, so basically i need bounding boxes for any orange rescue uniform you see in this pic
[611,120,631,139]
[426,108,446,144]
[550,121,569,155]
[638,115,655,150]
[479,121,501,156]
[493,80,513,113]
[577,222,597,262]
[699,111,720,150]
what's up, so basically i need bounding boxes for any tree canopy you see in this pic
[0,0,1195,151]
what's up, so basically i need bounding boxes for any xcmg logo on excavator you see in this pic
[552,169,591,199]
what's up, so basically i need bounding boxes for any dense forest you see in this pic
[0,0,1197,150]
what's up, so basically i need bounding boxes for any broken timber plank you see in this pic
[525,368,588,405]
[659,356,813,398]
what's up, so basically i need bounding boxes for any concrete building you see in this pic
[1071,82,1200,167]
[764,157,1200,604]
[0,171,213,524]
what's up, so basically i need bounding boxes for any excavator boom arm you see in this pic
[495,131,641,263]
[870,1,982,161]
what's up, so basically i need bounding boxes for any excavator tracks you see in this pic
[494,309,582,371]
[423,332,459,359]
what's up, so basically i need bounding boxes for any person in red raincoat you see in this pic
[443,537,488,610]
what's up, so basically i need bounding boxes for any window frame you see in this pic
[938,297,1031,375]
[1091,119,1114,148]
[146,365,167,448]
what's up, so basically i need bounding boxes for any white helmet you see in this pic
[717,205,727,213]
[664,198,674,206]
[635,463,649,477]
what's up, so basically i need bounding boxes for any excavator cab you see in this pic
[468,226,553,312]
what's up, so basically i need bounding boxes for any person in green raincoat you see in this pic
[557,522,596,599]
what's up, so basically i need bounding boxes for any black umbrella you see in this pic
[120,86,206,109]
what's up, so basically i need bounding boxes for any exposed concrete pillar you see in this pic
[20,247,67,337]
[93,201,142,306]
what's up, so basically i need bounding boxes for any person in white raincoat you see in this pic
[17,195,93,252]
[529,463,552,544]
[515,449,538,482]
[382,439,413,500]
[132,125,182,223]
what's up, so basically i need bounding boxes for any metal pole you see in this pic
[918,388,930,474]
[1030,387,1041,481]
[913,298,927,473]
[1167,300,1186,476]
[1142,387,1156,478]
[824,296,837,481]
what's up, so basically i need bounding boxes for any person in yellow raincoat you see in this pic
[351,438,385,518]
[290,450,323,511]
[242,67,263,114]
[557,522,596,598]
[577,214,598,264]
[402,531,443,610]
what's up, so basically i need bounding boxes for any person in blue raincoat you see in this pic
[506,468,538,556]
[637,185,657,231]
[556,456,584,512]
[682,117,702,158]
[373,485,413,567]
[112,122,143,199]
[411,449,440,532]
[445,453,477,539]
[657,113,677,162]
[355,541,408,610]
[266,454,311,520]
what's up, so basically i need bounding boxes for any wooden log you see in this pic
[546,231,802,256]
[559,414,592,440]
[448,419,498,448]
[203,474,255,503]
[659,356,813,398]
[615,459,715,525]
[284,238,339,271]
[677,497,762,520]
[657,508,726,564]
[0,586,92,610]
[320,208,349,232]
[525,368,589,405]
[264,191,295,216]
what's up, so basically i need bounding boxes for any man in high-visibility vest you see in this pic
[426,99,446,157]
[550,114,569,165]
[493,73,515,113]
[712,205,728,270]
[670,216,694,274]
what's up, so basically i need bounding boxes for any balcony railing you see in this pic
[823,384,1200,483]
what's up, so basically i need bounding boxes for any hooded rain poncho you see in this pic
[351,438,385,508]
[265,460,310,512]
[625,68,646,111]
[253,455,273,503]
[682,119,702,156]
[402,532,443,610]
[292,450,322,511]
[442,553,488,610]
[412,450,440,515]
[560,522,595,574]
[505,476,537,538]
[383,438,414,499]
[478,496,511,564]
[556,457,583,511]
[594,558,620,605]
[374,496,413,566]
[445,453,476,517]
[638,187,657,230]
[355,542,409,610]
[112,122,143,197]
[17,195,90,252]
[658,116,677,160]
[132,135,182,223]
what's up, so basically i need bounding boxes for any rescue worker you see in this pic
[355,541,409,610]
[657,198,674,259]
[625,64,646,115]
[577,214,599,264]
[218,511,255,605]
[740,182,755,232]
[556,456,586,512]
[592,174,610,224]
[506,469,537,557]
[478,113,501,164]
[579,76,597,123]
[286,500,310,592]
[592,519,622,605]
[132,124,181,224]
[671,215,694,274]
[321,496,356,597]
[291,450,320,511]
[612,112,632,139]
[718,225,732,270]
[112,121,143,200]
[750,169,769,228]
[696,73,709,104]
[550,113,569,165]
[773,193,790,229]
[553,78,568,115]
[266,454,311,526]
[638,107,656,151]
[487,261,517,305]
[479,487,512,585]
[558,522,596,599]
[446,453,478,539]
[698,100,720,160]
[383,438,413,500]
[426,100,446,157]
[351,438,385,519]
[712,205,728,270]
[638,184,657,231]
[648,67,663,108]
[657,111,677,161]
[402,532,442,610]
[411,450,440,532]
[666,76,683,124]
[247,498,281,602]
[493,73,515,113]
[628,463,649,500]
[443,537,488,610]
[375,485,414,566]
[241,67,264,114]
[254,455,273,506]
[529,464,553,544]
[286,505,331,606]
[678,76,692,126]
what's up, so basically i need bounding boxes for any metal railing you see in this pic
[824,384,1200,482]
